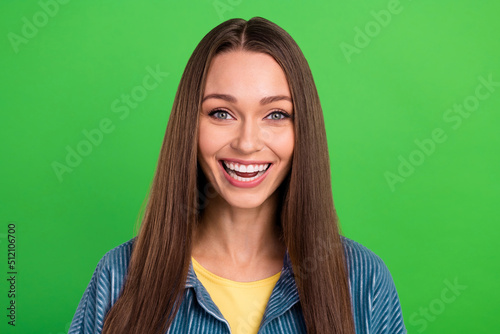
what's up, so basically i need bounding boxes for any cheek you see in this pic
[198,122,226,161]
[270,127,294,160]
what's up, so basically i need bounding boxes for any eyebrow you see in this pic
[202,94,292,105]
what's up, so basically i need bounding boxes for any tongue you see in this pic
[235,171,259,177]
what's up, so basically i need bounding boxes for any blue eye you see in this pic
[208,109,233,120]
[266,111,291,120]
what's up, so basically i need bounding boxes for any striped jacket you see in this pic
[69,236,406,333]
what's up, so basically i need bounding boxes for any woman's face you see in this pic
[198,50,294,209]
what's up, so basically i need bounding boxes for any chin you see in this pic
[225,196,267,210]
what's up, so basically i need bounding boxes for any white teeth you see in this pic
[222,161,270,172]
[221,160,271,182]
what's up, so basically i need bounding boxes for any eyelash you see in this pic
[208,109,293,121]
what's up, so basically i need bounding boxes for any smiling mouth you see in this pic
[220,160,271,182]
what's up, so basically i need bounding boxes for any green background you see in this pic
[1,0,498,333]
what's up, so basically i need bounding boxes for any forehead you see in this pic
[204,50,291,98]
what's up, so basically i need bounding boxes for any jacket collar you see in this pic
[185,250,301,325]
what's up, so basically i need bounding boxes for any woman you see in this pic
[69,17,406,334]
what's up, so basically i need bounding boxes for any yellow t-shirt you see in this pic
[191,257,281,334]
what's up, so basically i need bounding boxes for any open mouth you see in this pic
[220,160,272,182]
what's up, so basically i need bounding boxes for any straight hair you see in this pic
[103,17,355,334]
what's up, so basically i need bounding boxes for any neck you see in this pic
[192,191,285,266]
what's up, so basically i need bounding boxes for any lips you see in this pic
[218,159,273,187]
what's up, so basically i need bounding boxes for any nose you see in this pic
[230,119,267,154]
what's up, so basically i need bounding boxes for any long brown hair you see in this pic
[102,17,355,334]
